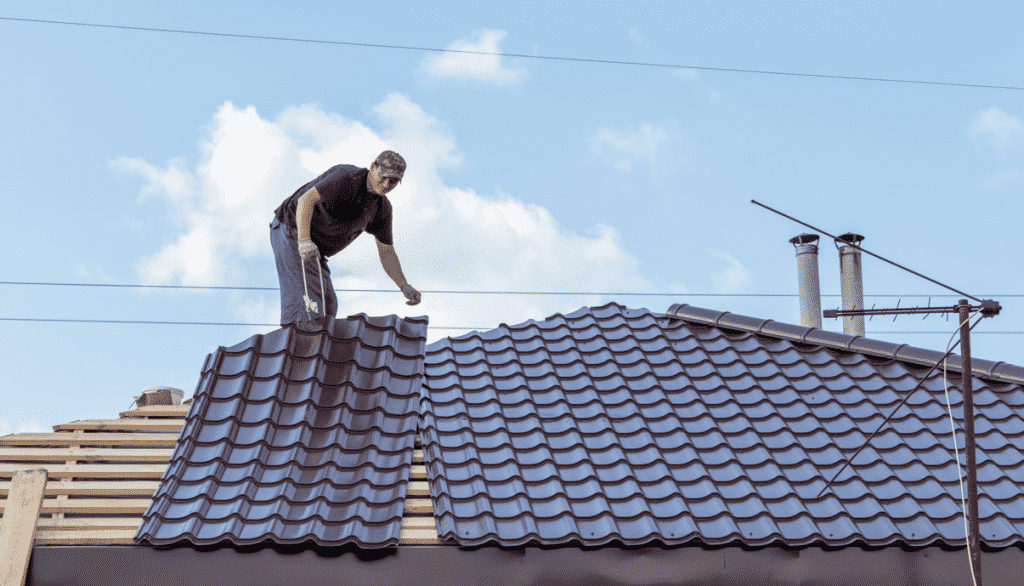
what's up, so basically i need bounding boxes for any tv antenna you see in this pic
[753,199,1002,586]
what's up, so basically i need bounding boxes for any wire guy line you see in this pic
[2,16,1022,91]
[2,281,1022,297]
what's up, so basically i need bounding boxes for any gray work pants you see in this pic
[269,217,338,326]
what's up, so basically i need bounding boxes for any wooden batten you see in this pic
[403,499,435,515]
[0,480,162,497]
[0,448,175,462]
[0,497,153,515]
[0,433,181,446]
[32,529,138,546]
[52,420,185,432]
[118,406,190,418]
[36,517,142,531]
[0,464,170,479]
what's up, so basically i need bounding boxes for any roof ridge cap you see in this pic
[663,303,1024,386]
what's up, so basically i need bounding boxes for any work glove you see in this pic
[298,238,319,262]
[401,284,421,306]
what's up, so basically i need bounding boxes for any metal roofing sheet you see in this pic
[135,313,427,548]
[420,302,1024,548]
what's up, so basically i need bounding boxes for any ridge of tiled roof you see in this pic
[136,313,428,548]
[420,301,1024,549]
[666,303,1024,386]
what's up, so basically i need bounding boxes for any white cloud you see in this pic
[111,156,195,206]
[113,95,668,344]
[587,121,684,176]
[417,29,528,86]
[708,249,752,293]
[971,107,1024,151]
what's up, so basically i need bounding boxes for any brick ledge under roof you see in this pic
[666,303,1024,386]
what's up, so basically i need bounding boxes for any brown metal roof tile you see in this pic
[420,302,1024,549]
[135,314,427,548]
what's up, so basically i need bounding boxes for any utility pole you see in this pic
[958,299,982,584]
[823,298,1000,586]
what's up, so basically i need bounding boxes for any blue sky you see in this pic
[2,2,1021,434]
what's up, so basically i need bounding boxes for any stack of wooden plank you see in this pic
[0,405,439,546]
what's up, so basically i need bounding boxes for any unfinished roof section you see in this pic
[420,302,1024,548]
[136,313,428,548]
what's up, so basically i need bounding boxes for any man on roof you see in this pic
[269,150,421,332]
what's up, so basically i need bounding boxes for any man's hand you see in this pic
[401,284,421,306]
[298,238,319,262]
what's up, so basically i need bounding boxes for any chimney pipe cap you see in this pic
[789,233,820,246]
[836,232,865,246]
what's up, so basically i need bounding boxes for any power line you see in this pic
[2,16,1021,91]
[2,317,1022,334]
[0,317,479,330]
[883,331,1024,335]
[2,281,1023,297]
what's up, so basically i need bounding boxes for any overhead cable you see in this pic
[1,16,1022,91]
[1,281,1022,297]
[0,317,480,329]
[1,317,1022,334]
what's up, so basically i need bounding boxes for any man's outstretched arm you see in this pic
[376,240,421,305]
[376,240,407,288]
[376,240,408,288]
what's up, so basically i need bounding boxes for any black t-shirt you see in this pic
[274,164,394,257]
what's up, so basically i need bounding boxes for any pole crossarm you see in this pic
[825,305,959,318]
[824,300,1001,319]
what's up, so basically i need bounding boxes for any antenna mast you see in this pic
[753,200,1002,586]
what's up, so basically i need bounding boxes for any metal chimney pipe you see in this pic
[789,233,822,328]
[837,233,866,337]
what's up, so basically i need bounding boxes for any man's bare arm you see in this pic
[295,187,321,241]
[376,240,408,288]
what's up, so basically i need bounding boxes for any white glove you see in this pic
[401,284,421,306]
[298,238,319,262]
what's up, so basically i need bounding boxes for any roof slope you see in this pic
[135,314,428,548]
[419,302,1024,548]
